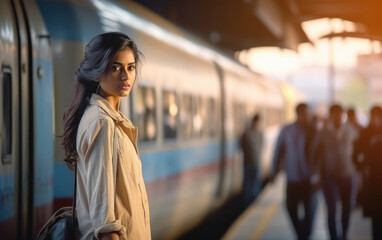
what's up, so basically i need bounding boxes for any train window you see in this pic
[2,68,12,164]
[268,108,272,126]
[135,86,157,142]
[272,108,277,126]
[199,97,208,137]
[180,94,192,139]
[279,109,284,124]
[207,98,219,137]
[191,96,202,137]
[163,90,178,140]
[267,108,273,127]
[234,102,246,136]
[260,107,267,128]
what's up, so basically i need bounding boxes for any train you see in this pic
[0,0,304,239]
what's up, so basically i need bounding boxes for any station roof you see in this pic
[296,0,382,41]
[132,0,382,53]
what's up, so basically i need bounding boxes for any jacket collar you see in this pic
[90,94,124,121]
[90,94,135,129]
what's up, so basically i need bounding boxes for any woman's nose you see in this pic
[121,68,128,80]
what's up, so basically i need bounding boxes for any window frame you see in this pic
[162,89,179,141]
[134,85,158,144]
[1,66,12,164]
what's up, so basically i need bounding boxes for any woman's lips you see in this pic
[121,83,130,90]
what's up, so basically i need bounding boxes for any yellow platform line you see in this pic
[222,175,284,240]
[250,201,279,240]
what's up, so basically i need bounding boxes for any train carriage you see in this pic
[0,0,295,239]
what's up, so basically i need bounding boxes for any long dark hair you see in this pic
[62,32,143,169]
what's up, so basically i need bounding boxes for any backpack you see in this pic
[36,206,78,240]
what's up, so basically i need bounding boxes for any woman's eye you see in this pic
[112,65,121,71]
[128,66,136,71]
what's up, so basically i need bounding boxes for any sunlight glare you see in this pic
[245,47,300,76]
[298,18,381,68]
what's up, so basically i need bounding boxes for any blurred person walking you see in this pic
[362,130,382,240]
[272,103,319,240]
[240,114,264,205]
[352,106,382,213]
[352,106,382,172]
[311,104,359,240]
[346,108,363,133]
[346,108,364,206]
[352,106,382,239]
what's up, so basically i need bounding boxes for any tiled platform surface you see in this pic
[222,174,372,240]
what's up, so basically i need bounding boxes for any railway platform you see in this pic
[222,174,372,240]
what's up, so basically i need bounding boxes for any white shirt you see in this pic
[312,122,359,178]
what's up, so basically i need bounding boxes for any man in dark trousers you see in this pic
[240,114,264,205]
[311,104,358,240]
[272,103,319,240]
[353,105,382,240]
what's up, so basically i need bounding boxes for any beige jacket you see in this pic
[76,94,151,240]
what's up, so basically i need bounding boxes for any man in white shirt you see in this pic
[311,104,358,240]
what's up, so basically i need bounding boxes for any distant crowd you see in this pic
[241,103,382,240]
[274,103,382,240]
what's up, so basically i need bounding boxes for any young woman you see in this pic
[62,32,151,240]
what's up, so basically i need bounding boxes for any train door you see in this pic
[0,0,32,239]
[213,62,227,198]
[21,1,56,238]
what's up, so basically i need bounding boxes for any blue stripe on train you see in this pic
[34,57,54,206]
[0,175,14,221]
[54,139,240,198]
[141,141,220,182]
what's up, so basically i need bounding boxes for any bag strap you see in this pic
[112,122,118,199]
[73,162,77,220]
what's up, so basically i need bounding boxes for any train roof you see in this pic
[37,0,258,76]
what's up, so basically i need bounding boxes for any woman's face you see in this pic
[99,47,136,98]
